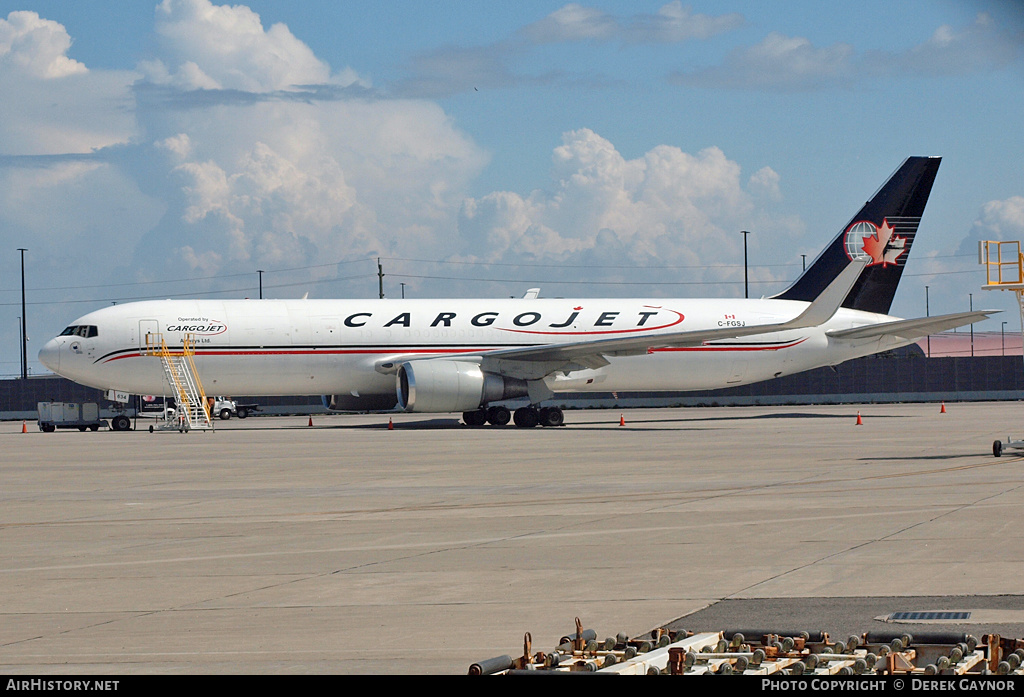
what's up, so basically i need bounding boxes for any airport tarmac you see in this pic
[2,402,1023,674]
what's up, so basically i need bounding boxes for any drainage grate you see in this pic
[888,611,971,621]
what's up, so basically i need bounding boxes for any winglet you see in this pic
[780,259,867,330]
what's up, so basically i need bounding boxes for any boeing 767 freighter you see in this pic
[39,156,994,428]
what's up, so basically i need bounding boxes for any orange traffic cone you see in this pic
[619,414,625,426]
[308,415,313,427]
[22,420,27,433]
[388,417,394,430]
[940,402,946,414]
[856,411,863,426]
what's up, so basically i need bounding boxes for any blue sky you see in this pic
[1,0,1022,377]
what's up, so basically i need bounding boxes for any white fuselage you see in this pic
[38,297,907,406]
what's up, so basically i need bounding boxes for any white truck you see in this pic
[211,397,259,420]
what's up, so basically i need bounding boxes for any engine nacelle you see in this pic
[397,360,527,413]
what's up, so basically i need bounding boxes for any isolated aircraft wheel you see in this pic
[993,440,1002,457]
[487,406,511,426]
[513,407,539,428]
[539,407,564,427]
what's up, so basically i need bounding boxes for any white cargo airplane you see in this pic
[39,157,994,429]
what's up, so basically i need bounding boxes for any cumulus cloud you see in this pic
[458,129,761,281]
[134,93,488,283]
[0,11,136,155]
[139,0,363,91]
[0,10,86,78]
[967,196,1024,244]
[0,0,492,314]
[749,166,782,201]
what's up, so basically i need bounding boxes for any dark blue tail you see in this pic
[773,156,941,315]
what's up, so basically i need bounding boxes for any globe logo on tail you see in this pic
[844,218,906,267]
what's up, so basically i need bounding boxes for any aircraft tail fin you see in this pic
[773,156,941,315]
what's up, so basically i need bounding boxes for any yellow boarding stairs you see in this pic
[979,240,1024,457]
[144,332,213,432]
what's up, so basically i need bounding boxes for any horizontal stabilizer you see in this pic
[826,310,998,342]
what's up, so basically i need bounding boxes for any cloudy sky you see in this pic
[1,0,1022,376]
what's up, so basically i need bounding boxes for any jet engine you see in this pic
[397,360,528,413]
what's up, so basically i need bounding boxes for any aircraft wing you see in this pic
[477,259,868,378]
[825,310,998,341]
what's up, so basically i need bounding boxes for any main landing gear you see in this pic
[462,405,564,428]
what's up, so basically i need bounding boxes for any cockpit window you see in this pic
[59,325,98,338]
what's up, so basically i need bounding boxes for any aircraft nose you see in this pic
[38,337,61,374]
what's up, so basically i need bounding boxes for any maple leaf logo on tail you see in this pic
[844,218,907,267]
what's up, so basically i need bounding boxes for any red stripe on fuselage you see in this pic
[101,337,804,363]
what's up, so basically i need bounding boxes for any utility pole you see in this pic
[400,282,406,299]
[257,269,264,299]
[740,231,751,299]
[18,248,27,380]
[801,254,806,272]
[377,258,384,299]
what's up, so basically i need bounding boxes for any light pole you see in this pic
[257,269,264,299]
[18,248,27,380]
[969,293,973,357]
[801,254,806,272]
[1002,321,1008,356]
[16,317,22,382]
[400,282,406,299]
[741,230,751,299]
[925,285,930,358]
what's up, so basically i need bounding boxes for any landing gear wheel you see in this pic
[539,407,564,427]
[462,409,488,426]
[486,406,511,426]
[112,415,131,431]
[513,407,539,428]
[993,440,1003,457]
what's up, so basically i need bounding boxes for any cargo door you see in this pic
[138,319,159,350]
